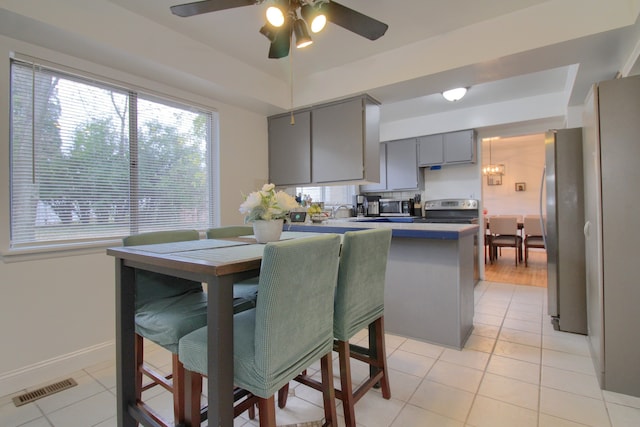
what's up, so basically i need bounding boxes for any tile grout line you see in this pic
[462,283,516,426]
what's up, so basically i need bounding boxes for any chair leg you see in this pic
[372,317,391,399]
[336,339,356,427]
[172,355,186,425]
[320,353,337,427]
[277,383,289,408]
[183,370,203,427]
[257,395,277,427]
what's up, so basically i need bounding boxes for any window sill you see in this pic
[1,239,122,263]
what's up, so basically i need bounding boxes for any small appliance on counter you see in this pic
[379,199,411,216]
[354,195,366,217]
[364,195,380,217]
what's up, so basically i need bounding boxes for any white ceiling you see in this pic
[2,0,640,132]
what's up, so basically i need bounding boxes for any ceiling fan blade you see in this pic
[268,28,291,59]
[170,0,256,18]
[323,1,388,40]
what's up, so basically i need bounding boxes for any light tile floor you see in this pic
[3,281,640,427]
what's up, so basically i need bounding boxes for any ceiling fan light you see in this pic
[259,23,278,42]
[266,5,285,27]
[301,4,327,33]
[294,18,313,48]
[442,87,468,102]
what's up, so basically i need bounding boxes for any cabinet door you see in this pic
[268,111,311,186]
[418,134,444,166]
[312,98,364,183]
[361,143,387,191]
[386,138,419,190]
[444,130,475,163]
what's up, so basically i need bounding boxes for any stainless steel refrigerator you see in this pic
[543,128,587,334]
[583,75,640,397]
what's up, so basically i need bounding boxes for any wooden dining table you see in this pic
[107,231,319,427]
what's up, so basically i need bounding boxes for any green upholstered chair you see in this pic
[206,225,259,301]
[123,229,205,427]
[178,234,342,427]
[205,225,253,239]
[282,228,393,427]
[125,229,255,426]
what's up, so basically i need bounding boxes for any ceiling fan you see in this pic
[170,0,389,59]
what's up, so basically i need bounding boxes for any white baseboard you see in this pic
[0,341,115,398]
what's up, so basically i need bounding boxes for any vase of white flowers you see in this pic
[239,183,299,243]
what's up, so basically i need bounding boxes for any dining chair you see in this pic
[177,234,342,427]
[205,225,253,239]
[123,229,206,427]
[207,225,259,301]
[279,228,393,427]
[489,216,522,266]
[484,216,493,264]
[523,215,546,267]
[124,229,256,426]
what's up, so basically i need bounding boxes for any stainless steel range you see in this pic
[415,199,479,224]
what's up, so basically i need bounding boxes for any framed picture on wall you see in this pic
[515,182,526,191]
[487,175,502,186]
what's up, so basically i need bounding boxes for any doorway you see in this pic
[481,132,547,287]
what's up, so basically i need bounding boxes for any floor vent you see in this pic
[12,378,78,407]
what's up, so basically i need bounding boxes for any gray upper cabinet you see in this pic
[418,129,476,166]
[362,138,422,192]
[386,138,421,191]
[360,143,387,192]
[444,130,476,164]
[268,95,380,186]
[417,134,444,166]
[268,111,311,186]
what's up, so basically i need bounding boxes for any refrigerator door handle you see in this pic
[584,221,591,238]
[539,166,547,249]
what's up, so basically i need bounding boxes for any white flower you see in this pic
[239,183,299,222]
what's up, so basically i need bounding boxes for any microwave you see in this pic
[379,199,411,216]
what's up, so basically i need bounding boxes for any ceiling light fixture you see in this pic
[301,3,327,33]
[259,22,279,42]
[482,137,505,176]
[266,3,286,27]
[293,17,313,48]
[442,87,468,102]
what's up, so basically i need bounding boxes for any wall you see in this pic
[481,134,546,218]
[0,34,267,396]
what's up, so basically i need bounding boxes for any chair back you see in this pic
[490,216,518,236]
[206,225,253,239]
[253,234,341,390]
[123,229,202,308]
[524,215,543,236]
[333,229,392,341]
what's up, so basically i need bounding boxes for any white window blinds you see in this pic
[10,59,215,248]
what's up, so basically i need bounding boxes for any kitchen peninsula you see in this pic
[286,220,479,349]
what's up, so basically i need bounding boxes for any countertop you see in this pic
[285,218,479,240]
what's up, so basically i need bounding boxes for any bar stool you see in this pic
[177,234,342,427]
[123,229,205,427]
[280,228,393,426]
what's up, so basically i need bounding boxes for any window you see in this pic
[10,59,216,249]
[295,185,356,207]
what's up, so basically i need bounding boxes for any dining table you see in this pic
[107,231,319,427]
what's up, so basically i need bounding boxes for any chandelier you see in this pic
[482,137,505,176]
